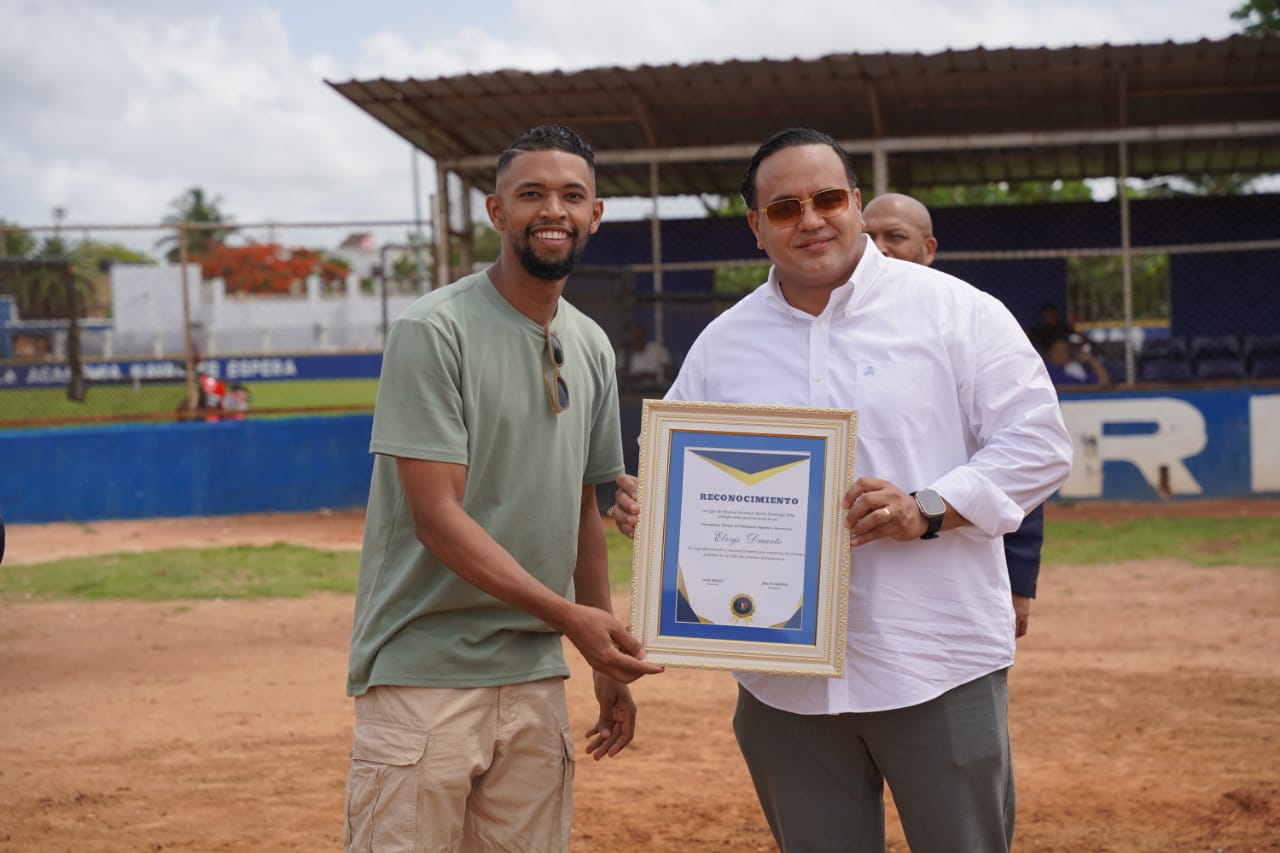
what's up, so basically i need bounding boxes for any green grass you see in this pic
[1042,516,1280,567]
[0,543,359,601]
[1,383,187,421]
[3,519,1276,603]
[0,378,377,426]
[606,528,637,588]
[247,378,378,410]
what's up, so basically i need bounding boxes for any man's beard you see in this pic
[514,226,590,281]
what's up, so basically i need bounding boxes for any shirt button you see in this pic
[813,376,823,384]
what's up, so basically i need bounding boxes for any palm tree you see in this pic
[156,187,236,261]
[1232,0,1279,34]
[0,237,94,321]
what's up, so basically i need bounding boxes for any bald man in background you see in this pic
[862,192,1045,637]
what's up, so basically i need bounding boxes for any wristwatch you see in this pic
[911,489,946,540]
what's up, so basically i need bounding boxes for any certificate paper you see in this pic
[676,446,814,630]
[630,402,856,676]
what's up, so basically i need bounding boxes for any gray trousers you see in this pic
[733,669,1015,853]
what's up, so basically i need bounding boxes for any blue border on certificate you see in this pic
[658,429,827,645]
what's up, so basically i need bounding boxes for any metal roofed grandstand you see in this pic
[328,34,1280,200]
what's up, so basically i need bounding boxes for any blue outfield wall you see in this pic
[1,415,376,524]
[2,389,1278,525]
[1052,386,1278,501]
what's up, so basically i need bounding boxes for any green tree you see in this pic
[1,218,39,257]
[0,235,88,321]
[448,222,501,270]
[156,187,236,261]
[73,240,152,270]
[1067,253,1170,325]
[700,195,766,297]
[701,194,747,218]
[1232,0,1279,34]
[913,180,1094,207]
[71,240,154,317]
[1126,173,1264,197]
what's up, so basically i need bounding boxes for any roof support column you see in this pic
[649,158,664,347]
[434,160,451,290]
[871,146,889,198]
[410,146,431,294]
[631,95,664,347]
[1117,69,1135,385]
[459,177,475,275]
[866,82,889,197]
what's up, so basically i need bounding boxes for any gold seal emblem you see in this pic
[729,594,756,624]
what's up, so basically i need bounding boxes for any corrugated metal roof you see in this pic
[329,35,1280,197]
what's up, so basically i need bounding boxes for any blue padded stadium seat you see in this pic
[1249,355,1280,379]
[1138,356,1192,382]
[1244,335,1280,374]
[1194,356,1246,380]
[1190,334,1241,361]
[1140,335,1188,359]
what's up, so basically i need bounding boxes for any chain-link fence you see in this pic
[3,194,1278,428]
[583,192,1280,395]
[0,219,432,426]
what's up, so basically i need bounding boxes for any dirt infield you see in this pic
[2,503,1278,852]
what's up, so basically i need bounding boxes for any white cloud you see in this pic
[0,0,1243,256]
[0,1,414,246]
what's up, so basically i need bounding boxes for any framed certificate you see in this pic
[628,400,857,676]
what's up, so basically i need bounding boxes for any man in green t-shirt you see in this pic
[344,125,663,853]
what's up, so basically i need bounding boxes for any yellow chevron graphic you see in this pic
[695,455,806,486]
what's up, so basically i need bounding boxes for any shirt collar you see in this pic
[760,234,879,321]
[842,236,887,318]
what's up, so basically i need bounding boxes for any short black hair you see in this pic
[740,128,858,210]
[496,125,595,177]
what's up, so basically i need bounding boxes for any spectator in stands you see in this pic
[862,191,1045,638]
[620,325,673,386]
[611,128,1071,852]
[0,511,5,565]
[343,124,662,853]
[1026,301,1076,356]
[1045,333,1112,387]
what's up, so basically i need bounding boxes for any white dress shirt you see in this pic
[666,239,1072,713]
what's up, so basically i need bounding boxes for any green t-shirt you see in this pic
[347,271,625,694]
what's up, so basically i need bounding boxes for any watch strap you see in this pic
[920,513,943,540]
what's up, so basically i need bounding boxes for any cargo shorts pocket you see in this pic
[555,724,576,846]
[344,720,430,851]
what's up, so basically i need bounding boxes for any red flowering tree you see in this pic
[195,243,349,295]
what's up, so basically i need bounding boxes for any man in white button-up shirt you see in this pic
[862,191,1047,640]
[612,128,1072,852]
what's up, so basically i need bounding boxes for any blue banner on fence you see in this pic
[0,352,383,388]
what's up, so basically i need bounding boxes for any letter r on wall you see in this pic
[1058,398,1207,499]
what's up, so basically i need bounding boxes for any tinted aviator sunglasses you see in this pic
[543,328,570,414]
[760,187,851,227]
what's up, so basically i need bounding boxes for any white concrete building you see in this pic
[98,263,421,358]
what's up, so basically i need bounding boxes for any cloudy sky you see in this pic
[0,0,1245,253]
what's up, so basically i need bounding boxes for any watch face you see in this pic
[916,489,946,517]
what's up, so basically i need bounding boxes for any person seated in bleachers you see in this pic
[619,325,673,387]
[1045,333,1112,388]
[1026,301,1077,356]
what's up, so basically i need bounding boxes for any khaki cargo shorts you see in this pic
[344,677,574,853]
